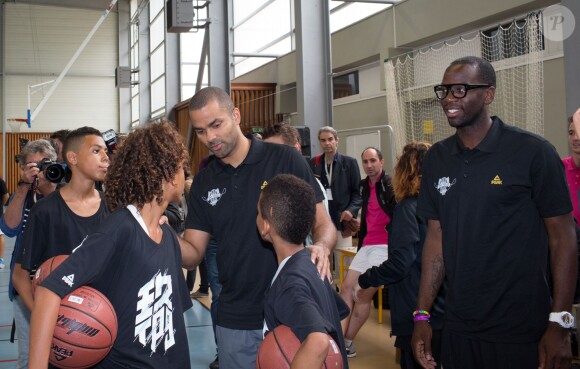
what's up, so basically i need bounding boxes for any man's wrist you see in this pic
[17,180,33,186]
[548,311,575,329]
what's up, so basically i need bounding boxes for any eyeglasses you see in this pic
[433,84,491,100]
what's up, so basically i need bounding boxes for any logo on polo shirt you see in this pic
[203,188,227,206]
[261,181,268,190]
[491,175,503,185]
[435,177,456,196]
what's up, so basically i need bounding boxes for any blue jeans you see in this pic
[216,325,262,369]
[205,238,221,342]
[13,296,30,369]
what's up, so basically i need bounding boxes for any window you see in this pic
[180,3,209,100]
[149,0,166,118]
[230,1,392,77]
[333,71,359,99]
[130,0,140,128]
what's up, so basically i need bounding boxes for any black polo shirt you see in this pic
[186,136,324,330]
[417,117,572,343]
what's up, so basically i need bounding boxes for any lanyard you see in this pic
[324,160,333,186]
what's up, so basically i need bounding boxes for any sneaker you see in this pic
[209,355,219,369]
[345,340,357,358]
[190,290,209,298]
[0,258,5,269]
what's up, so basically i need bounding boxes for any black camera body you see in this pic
[102,129,117,155]
[36,159,67,183]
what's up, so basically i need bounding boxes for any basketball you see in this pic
[32,255,69,295]
[256,325,343,369]
[49,286,118,369]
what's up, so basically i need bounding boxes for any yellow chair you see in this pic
[336,247,383,324]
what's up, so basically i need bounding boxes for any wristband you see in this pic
[413,315,430,322]
[413,310,430,317]
[17,180,33,186]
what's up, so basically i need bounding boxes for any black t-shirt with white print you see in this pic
[41,208,192,369]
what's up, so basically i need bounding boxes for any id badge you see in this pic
[326,188,333,200]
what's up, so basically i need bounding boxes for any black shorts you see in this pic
[441,330,538,369]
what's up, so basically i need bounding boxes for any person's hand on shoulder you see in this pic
[307,244,331,281]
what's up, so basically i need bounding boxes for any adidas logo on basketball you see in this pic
[62,274,75,287]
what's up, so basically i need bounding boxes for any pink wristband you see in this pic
[413,315,430,322]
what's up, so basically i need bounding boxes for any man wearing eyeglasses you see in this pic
[412,56,577,369]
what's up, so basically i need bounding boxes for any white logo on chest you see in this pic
[202,188,227,206]
[434,177,456,196]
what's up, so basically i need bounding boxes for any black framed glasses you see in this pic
[434,84,491,100]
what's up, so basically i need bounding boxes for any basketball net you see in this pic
[7,118,28,133]
[385,12,544,154]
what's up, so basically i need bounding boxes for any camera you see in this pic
[36,159,67,183]
[102,129,118,155]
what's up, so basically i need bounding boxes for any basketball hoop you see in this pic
[7,118,28,133]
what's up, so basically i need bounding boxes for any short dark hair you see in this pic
[62,126,102,166]
[262,123,301,146]
[448,56,496,87]
[50,129,71,142]
[188,86,234,112]
[361,146,383,161]
[260,174,316,245]
[569,115,574,125]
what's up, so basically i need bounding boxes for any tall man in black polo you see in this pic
[180,87,336,369]
[412,56,577,369]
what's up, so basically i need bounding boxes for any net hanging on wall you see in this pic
[385,13,544,154]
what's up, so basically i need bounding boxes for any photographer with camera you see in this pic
[11,127,110,368]
[0,139,58,369]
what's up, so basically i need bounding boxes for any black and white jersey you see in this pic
[42,209,192,369]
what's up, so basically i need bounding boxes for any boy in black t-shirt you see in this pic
[13,127,110,316]
[258,174,350,368]
[29,120,193,369]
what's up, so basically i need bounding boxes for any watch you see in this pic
[548,311,575,329]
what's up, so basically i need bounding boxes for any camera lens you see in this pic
[45,164,66,183]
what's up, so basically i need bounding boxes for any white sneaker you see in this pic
[345,340,357,358]
[0,258,5,269]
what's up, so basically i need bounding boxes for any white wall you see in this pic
[3,3,118,133]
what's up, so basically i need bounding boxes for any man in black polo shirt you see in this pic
[412,56,577,369]
[181,87,336,369]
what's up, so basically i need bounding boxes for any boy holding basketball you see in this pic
[13,126,110,314]
[257,174,349,368]
[29,121,193,369]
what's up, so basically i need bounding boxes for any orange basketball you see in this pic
[49,286,118,369]
[256,325,343,369]
[32,255,69,295]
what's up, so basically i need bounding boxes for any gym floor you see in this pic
[0,236,399,369]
